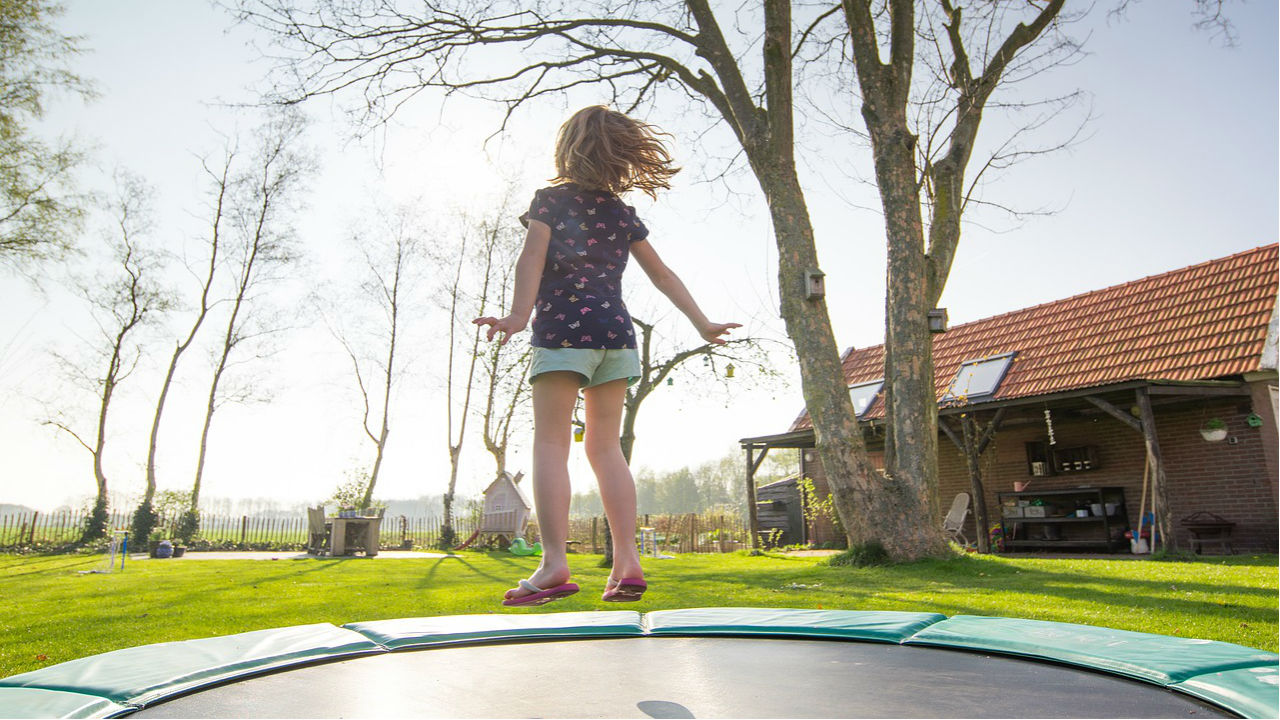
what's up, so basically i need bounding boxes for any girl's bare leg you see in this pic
[505,371,579,600]
[582,378,644,584]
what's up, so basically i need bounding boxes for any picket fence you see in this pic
[0,510,750,554]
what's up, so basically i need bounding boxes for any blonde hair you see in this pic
[552,106,679,198]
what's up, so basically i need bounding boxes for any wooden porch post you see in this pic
[1134,387,1173,551]
[745,445,761,553]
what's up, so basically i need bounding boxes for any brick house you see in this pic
[741,245,1278,553]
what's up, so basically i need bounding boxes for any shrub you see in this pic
[827,541,890,567]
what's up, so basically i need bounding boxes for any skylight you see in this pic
[848,380,884,418]
[944,353,1016,402]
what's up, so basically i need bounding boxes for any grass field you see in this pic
[1,549,1275,678]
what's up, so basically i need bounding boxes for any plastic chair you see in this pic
[943,492,971,546]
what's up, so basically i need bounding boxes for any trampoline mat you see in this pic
[130,636,1232,718]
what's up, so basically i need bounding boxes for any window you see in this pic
[944,352,1016,402]
[848,380,884,418]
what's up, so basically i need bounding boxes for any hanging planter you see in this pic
[1199,418,1228,442]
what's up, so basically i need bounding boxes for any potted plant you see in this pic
[1200,417,1228,442]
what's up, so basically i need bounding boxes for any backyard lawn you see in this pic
[1,549,1275,678]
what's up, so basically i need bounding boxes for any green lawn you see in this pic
[1,550,1275,678]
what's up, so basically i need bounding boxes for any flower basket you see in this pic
[1199,418,1227,442]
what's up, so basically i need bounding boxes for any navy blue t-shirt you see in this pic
[520,184,649,349]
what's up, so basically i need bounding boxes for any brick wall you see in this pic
[797,386,1278,553]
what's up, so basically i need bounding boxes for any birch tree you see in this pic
[331,215,424,509]
[186,113,311,532]
[144,152,233,543]
[44,175,167,543]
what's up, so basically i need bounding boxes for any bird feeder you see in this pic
[573,426,585,442]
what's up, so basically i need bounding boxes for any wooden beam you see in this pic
[1146,384,1249,397]
[939,417,964,451]
[1084,395,1144,433]
[976,407,1006,455]
[1134,387,1173,552]
[745,446,761,553]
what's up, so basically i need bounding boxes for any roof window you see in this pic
[848,380,884,418]
[944,353,1016,403]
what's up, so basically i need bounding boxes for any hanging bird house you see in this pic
[726,363,736,379]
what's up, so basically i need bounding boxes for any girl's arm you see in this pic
[630,239,741,344]
[473,220,550,345]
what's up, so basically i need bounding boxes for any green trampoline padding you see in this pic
[907,614,1278,685]
[343,610,642,649]
[0,608,1275,719]
[0,623,382,711]
[1173,665,1280,720]
[644,607,947,643]
[0,687,128,719]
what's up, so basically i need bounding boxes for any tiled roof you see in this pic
[792,244,1278,430]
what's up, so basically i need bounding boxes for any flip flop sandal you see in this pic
[602,577,647,602]
[502,578,580,607]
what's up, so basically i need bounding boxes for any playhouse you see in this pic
[470,471,532,548]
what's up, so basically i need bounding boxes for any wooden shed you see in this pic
[478,471,533,547]
[755,477,805,547]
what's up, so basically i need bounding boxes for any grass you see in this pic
[1,549,1275,678]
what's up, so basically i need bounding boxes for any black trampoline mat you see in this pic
[129,636,1231,718]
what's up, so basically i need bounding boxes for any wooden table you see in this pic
[330,516,382,556]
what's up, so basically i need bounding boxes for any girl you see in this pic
[474,105,739,606]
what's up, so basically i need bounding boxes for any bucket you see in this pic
[1090,503,1104,517]
[1130,537,1149,554]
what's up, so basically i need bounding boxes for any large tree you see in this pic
[240,0,1072,559]
[0,0,93,273]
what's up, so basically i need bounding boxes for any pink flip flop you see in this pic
[502,578,580,607]
[602,577,647,602]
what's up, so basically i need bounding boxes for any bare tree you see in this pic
[186,113,311,531]
[331,214,424,509]
[144,151,234,543]
[240,0,1075,559]
[44,174,168,542]
[476,217,532,479]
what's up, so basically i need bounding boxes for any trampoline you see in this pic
[1,608,1276,718]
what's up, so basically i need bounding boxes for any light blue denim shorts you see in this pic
[530,347,641,388]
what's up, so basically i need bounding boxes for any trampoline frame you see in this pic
[1,607,1276,718]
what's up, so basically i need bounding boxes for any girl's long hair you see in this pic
[552,106,679,198]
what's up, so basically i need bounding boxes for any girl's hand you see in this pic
[699,322,742,345]
[473,315,527,345]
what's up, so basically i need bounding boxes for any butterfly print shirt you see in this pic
[520,184,649,349]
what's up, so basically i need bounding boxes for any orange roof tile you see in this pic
[792,245,1278,431]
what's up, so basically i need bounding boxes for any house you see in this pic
[741,245,1278,553]
[477,471,533,547]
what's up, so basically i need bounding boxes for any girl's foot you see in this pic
[603,574,648,602]
[504,565,572,602]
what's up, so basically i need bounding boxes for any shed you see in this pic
[478,471,533,548]
[755,477,805,547]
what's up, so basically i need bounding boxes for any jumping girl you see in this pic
[474,105,739,606]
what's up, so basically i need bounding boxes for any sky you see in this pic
[1,1,1276,513]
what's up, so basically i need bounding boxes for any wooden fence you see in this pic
[0,511,479,551]
[0,510,747,553]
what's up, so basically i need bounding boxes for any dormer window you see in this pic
[944,353,1016,402]
[848,380,884,418]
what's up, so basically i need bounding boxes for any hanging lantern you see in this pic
[726,363,736,379]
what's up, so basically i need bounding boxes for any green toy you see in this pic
[509,538,542,556]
